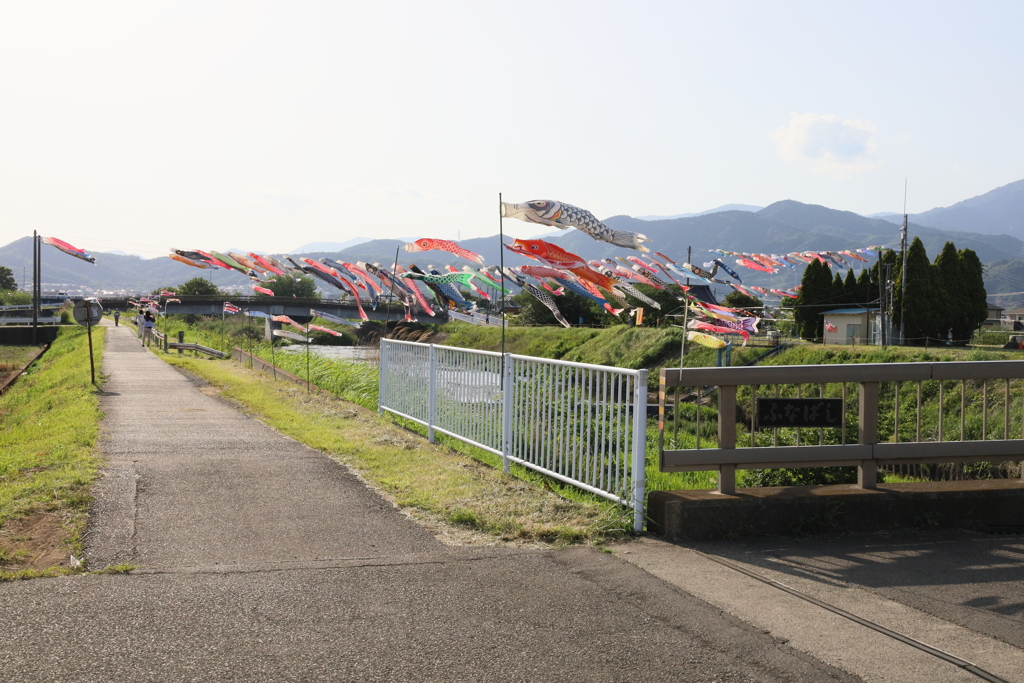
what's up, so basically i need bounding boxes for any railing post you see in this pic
[177,330,184,355]
[858,381,879,489]
[428,345,437,444]
[632,370,648,532]
[717,385,737,494]
[377,340,386,415]
[501,354,513,474]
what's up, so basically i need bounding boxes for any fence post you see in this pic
[632,370,648,532]
[858,381,879,489]
[378,340,386,415]
[502,354,513,474]
[717,385,738,495]
[428,344,437,443]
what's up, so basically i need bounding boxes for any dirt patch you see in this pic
[0,513,72,571]
[199,386,222,396]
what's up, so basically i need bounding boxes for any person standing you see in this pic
[113,309,120,326]
[142,310,156,346]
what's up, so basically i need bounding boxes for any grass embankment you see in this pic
[144,316,1024,494]
[0,327,105,580]
[161,353,632,544]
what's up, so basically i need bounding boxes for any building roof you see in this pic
[819,307,878,316]
[987,302,1005,311]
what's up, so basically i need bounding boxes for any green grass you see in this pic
[0,345,40,369]
[0,326,105,578]
[141,316,1024,494]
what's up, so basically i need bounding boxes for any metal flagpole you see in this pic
[679,245,691,368]
[381,246,400,344]
[498,192,510,474]
[32,231,39,344]
[899,179,909,345]
[499,193,505,359]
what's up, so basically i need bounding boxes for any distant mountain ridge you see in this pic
[289,237,372,254]
[909,179,1024,237]
[3,185,1024,297]
[636,204,763,221]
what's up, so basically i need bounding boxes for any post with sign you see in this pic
[272,328,313,392]
[73,299,103,384]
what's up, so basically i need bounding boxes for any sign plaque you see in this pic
[756,397,843,429]
[73,299,103,326]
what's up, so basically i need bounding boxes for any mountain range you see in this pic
[3,179,1024,304]
[869,179,1024,236]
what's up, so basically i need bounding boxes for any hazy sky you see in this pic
[1,0,1022,257]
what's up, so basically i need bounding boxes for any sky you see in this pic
[1,0,1022,257]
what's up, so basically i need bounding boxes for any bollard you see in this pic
[177,331,184,355]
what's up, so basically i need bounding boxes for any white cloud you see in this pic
[771,113,880,179]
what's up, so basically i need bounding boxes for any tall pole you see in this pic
[899,180,909,345]
[499,192,506,361]
[32,232,39,344]
[878,249,885,347]
[381,247,400,343]
[678,245,691,368]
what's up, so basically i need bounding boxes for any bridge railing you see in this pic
[660,362,1024,494]
[379,339,648,531]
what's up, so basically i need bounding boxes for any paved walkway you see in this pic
[0,322,858,682]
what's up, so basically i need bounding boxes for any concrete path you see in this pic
[610,534,1024,683]
[0,322,858,682]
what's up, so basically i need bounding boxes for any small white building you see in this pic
[820,307,879,345]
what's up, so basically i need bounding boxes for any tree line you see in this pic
[793,238,987,344]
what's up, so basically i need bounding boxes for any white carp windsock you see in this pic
[501,200,650,252]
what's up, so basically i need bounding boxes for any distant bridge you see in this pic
[98,296,449,323]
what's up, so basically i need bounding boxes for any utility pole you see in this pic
[877,250,885,347]
[899,180,909,345]
[678,246,691,368]
[32,231,39,344]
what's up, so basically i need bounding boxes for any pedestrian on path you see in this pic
[113,309,120,326]
[142,310,156,346]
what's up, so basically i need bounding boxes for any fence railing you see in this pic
[660,361,1024,494]
[379,339,648,531]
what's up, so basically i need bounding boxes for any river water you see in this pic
[278,345,377,361]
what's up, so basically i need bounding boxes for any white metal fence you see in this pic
[379,339,649,531]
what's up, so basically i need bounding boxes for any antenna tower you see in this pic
[899,179,909,345]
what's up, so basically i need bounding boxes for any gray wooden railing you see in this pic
[660,361,1024,494]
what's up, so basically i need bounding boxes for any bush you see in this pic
[744,466,859,487]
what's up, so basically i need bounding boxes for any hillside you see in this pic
[909,179,1024,238]
[3,195,1023,297]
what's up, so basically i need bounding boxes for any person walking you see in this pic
[113,309,120,326]
[142,310,156,346]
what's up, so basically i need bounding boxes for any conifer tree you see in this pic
[933,241,963,342]
[795,259,835,340]
[856,268,872,306]
[959,248,988,338]
[893,237,944,343]
[843,269,859,305]
[833,271,846,302]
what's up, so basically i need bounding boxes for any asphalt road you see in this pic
[0,322,859,682]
